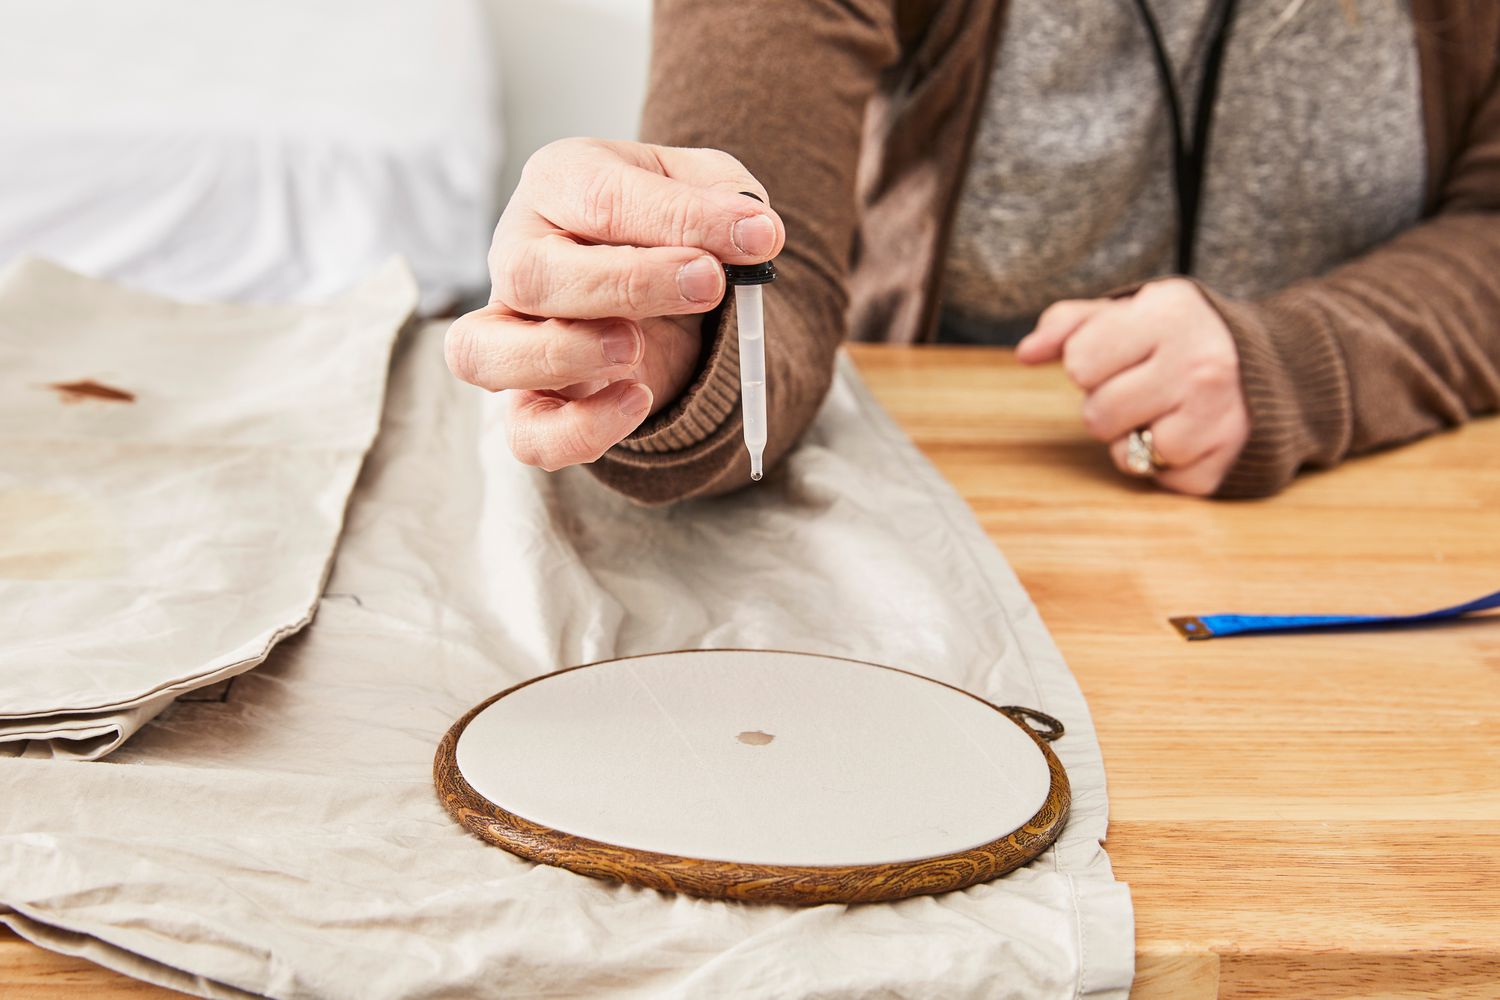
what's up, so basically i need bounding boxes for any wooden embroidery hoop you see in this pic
[434,650,1071,906]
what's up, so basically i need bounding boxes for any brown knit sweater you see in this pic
[588,0,1500,504]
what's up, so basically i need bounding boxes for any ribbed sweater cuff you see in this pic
[615,303,740,456]
[1197,285,1354,498]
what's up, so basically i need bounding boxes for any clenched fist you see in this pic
[1016,278,1251,495]
[445,138,785,470]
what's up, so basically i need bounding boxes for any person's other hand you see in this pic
[1015,278,1250,495]
[445,138,785,471]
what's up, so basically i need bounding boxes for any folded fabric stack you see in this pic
[0,258,416,758]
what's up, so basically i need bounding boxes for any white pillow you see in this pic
[0,0,502,314]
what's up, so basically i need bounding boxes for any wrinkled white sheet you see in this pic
[0,259,416,757]
[0,322,1133,998]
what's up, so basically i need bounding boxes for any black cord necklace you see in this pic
[1129,0,1239,275]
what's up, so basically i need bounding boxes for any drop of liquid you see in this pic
[750,471,763,482]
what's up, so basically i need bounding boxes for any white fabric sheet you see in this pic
[0,320,1133,998]
[0,0,500,314]
[0,259,417,758]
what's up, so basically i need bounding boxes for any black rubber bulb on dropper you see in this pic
[723,192,777,287]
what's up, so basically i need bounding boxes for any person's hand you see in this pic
[1015,278,1250,495]
[445,138,785,471]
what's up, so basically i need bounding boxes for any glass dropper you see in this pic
[724,259,776,481]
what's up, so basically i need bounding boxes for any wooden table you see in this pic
[5,345,1498,998]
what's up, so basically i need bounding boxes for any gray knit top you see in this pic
[940,0,1426,344]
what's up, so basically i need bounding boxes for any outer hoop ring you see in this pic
[434,649,1071,906]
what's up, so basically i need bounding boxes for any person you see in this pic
[444,0,1500,505]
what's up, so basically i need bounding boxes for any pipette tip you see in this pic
[750,453,764,482]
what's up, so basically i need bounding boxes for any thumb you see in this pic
[648,145,785,262]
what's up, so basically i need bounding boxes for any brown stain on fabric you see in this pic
[47,379,136,404]
[737,730,775,746]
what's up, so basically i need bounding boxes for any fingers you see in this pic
[1146,404,1248,495]
[1079,357,1181,442]
[521,141,784,263]
[1058,311,1157,391]
[1106,409,1235,496]
[445,308,647,392]
[1154,447,1236,496]
[1015,299,1113,364]
[1141,408,1221,469]
[491,235,726,319]
[508,380,655,472]
[1033,277,1249,498]
[472,138,784,477]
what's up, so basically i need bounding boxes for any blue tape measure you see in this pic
[1170,587,1500,640]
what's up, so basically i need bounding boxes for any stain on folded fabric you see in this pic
[47,379,136,404]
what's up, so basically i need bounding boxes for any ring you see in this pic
[1125,428,1165,477]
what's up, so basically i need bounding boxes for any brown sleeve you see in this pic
[586,0,901,505]
[1207,40,1500,498]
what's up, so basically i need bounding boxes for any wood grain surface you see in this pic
[0,940,194,1000]
[848,345,1500,1000]
[434,651,1071,905]
[6,344,1498,997]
